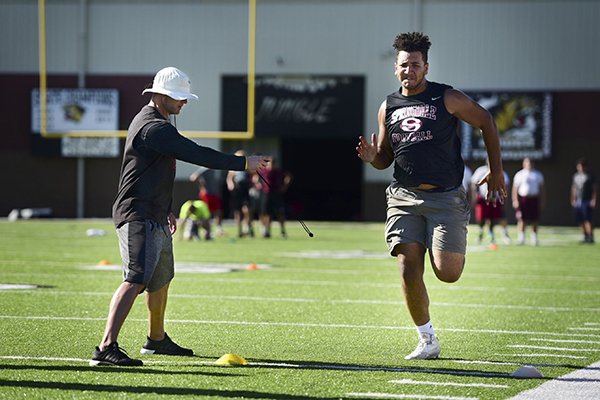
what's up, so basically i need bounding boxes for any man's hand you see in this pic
[246,156,271,172]
[356,133,378,163]
[167,212,177,235]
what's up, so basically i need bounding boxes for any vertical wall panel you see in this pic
[423,0,600,90]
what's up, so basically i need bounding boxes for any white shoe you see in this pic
[404,332,441,360]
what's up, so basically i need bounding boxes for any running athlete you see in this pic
[91,67,270,366]
[356,32,506,360]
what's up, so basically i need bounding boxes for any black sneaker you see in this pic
[140,333,193,356]
[90,342,143,366]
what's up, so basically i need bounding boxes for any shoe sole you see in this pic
[140,348,193,356]
[404,354,440,360]
[90,360,111,366]
[404,346,441,360]
[90,359,143,367]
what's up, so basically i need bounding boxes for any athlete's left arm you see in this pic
[444,88,507,205]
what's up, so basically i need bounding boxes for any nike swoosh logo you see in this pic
[432,96,442,101]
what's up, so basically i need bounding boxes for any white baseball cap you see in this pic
[142,67,199,101]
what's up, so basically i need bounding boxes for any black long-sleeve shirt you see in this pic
[113,105,245,227]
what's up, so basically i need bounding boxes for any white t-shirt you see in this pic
[471,165,510,197]
[513,169,544,197]
[462,166,472,192]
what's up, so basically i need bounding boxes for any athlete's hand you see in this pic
[477,170,507,207]
[357,134,378,163]
[246,155,271,172]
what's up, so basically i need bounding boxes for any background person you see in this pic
[178,199,212,241]
[462,164,476,210]
[512,157,545,245]
[227,150,254,238]
[571,157,597,244]
[91,67,270,367]
[471,163,511,245]
[257,158,293,239]
[189,167,225,237]
[356,32,506,360]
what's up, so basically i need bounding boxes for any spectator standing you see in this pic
[512,158,545,245]
[471,164,511,245]
[227,150,254,238]
[258,158,293,239]
[571,158,597,244]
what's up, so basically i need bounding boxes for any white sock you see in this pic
[416,321,435,336]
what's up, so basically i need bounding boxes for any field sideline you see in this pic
[0,219,598,399]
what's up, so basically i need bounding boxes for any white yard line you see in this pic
[0,355,91,363]
[453,360,522,366]
[493,353,587,359]
[2,290,599,313]
[529,338,600,345]
[1,315,600,339]
[507,345,600,353]
[346,393,478,400]
[389,379,509,388]
[569,327,600,331]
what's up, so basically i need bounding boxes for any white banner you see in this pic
[31,88,119,133]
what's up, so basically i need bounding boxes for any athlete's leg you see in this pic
[394,242,429,326]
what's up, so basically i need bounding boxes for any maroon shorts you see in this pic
[199,193,222,213]
[475,195,503,222]
[516,195,540,221]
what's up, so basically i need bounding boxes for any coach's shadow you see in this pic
[0,376,335,399]
[0,362,240,377]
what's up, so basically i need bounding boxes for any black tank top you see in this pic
[386,81,464,189]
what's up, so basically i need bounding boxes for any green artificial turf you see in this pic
[0,219,598,399]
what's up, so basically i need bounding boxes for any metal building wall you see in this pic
[421,0,600,91]
[3,0,598,131]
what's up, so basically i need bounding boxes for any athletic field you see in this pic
[0,219,598,399]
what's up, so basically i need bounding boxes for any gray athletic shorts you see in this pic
[116,219,174,293]
[385,184,470,256]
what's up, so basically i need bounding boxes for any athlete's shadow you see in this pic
[245,357,552,380]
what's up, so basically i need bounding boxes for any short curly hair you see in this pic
[393,32,432,63]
